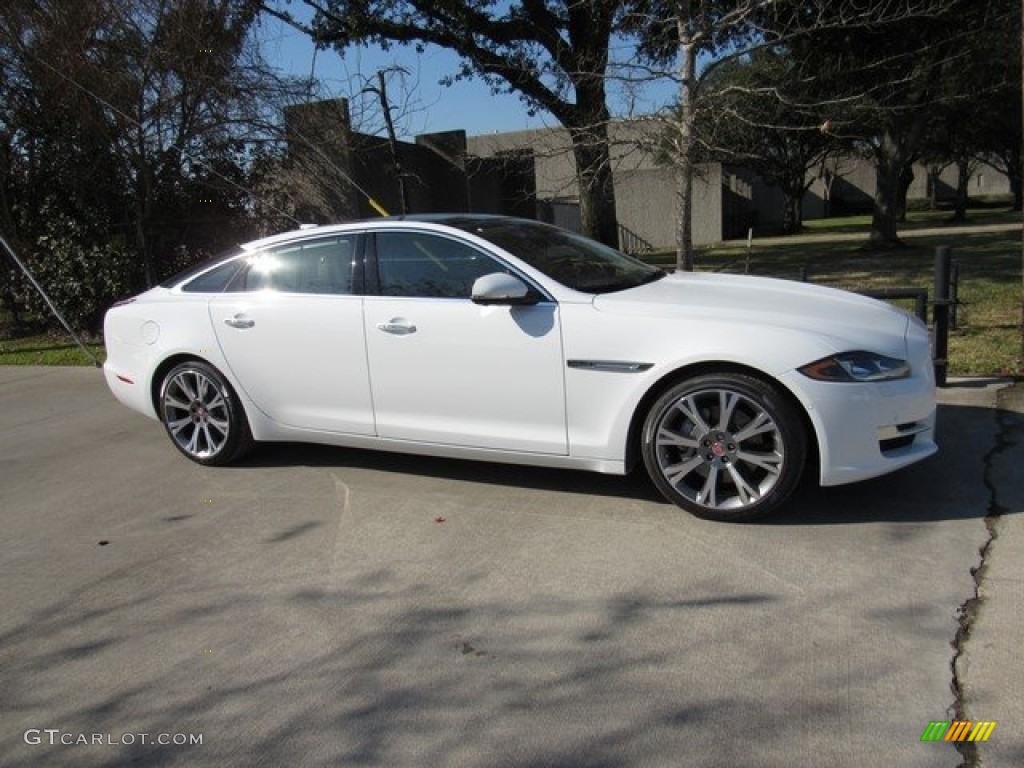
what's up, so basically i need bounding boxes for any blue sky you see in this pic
[258,8,553,138]
[257,5,676,140]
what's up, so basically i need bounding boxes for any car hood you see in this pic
[593,272,911,353]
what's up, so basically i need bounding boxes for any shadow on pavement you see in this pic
[227,401,1013,526]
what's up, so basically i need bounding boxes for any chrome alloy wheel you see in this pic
[642,375,806,519]
[162,367,232,460]
[654,388,784,510]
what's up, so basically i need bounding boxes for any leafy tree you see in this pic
[1,0,134,329]
[694,49,842,234]
[918,105,982,222]
[263,0,630,247]
[968,0,1022,211]
[1,0,301,330]
[633,0,966,267]
[785,0,1014,245]
[629,0,768,269]
[76,0,286,284]
[983,101,1023,212]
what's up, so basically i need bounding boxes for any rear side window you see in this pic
[163,247,243,289]
[181,259,245,293]
[229,237,357,294]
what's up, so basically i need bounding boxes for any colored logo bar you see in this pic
[921,721,997,742]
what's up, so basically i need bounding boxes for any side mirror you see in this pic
[471,272,536,305]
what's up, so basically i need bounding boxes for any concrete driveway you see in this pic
[0,366,1020,767]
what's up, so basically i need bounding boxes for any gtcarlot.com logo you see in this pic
[24,729,202,747]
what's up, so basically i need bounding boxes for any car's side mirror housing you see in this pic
[471,273,537,305]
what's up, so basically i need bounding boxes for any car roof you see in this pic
[240,214,532,252]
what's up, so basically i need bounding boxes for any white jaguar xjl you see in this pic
[103,215,937,521]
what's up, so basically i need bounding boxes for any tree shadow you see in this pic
[3,387,1007,767]
[0,560,901,768]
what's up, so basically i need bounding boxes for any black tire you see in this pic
[158,360,252,466]
[641,373,807,522]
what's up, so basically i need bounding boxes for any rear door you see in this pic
[209,234,375,435]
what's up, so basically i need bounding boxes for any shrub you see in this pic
[9,213,142,333]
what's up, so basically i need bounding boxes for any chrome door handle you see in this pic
[376,318,416,335]
[224,315,255,329]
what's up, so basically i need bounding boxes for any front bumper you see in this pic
[780,368,937,487]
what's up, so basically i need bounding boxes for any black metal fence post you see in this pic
[933,246,952,387]
[949,261,960,331]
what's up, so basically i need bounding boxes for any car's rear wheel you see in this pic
[159,361,252,465]
[641,373,806,522]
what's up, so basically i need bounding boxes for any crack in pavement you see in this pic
[950,386,1017,768]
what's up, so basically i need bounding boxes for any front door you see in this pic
[363,230,567,454]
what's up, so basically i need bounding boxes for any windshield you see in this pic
[447,218,664,294]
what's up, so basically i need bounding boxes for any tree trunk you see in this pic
[927,166,941,210]
[1004,147,1022,210]
[781,175,804,235]
[675,19,697,272]
[896,164,914,223]
[675,145,694,271]
[134,169,155,287]
[568,121,618,248]
[991,148,1022,210]
[0,257,25,333]
[953,156,971,221]
[870,129,907,247]
[819,170,835,218]
[0,169,22,331]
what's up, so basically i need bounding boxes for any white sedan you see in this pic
[103,215,937,521]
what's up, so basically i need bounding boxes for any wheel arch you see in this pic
[150,353,228,416]
[624,361,820,479]
[149,354,254,465]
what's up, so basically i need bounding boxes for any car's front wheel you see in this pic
[159,361,252,466]
[641,373,807,521]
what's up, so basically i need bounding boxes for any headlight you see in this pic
[799,351,910,383]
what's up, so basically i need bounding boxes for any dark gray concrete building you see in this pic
[284,98,1012,251]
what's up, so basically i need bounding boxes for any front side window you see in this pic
[375,232,505,299]
[230,236,357,294]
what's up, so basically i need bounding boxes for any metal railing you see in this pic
[618,223,654,256]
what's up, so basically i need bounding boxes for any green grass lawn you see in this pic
[2,210,1022,375]
[0,334,105,366]
[797,206,1022,236]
